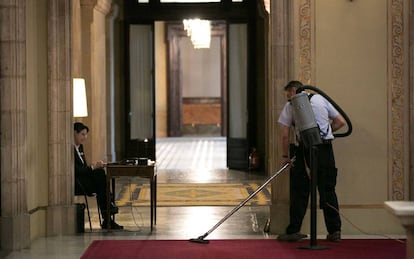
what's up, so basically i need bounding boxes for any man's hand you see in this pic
[280,156,293,167]
[94,160,105,169]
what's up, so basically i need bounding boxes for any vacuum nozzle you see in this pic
[189,235,210,244]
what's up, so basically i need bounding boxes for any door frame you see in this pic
[123,0,267,171]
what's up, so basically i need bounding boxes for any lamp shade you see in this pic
[73,78,88,117]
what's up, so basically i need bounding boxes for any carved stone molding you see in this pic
[410,0,414,201]
[298,0,314,84]
[388,0,408,200]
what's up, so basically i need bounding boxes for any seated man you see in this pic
[74,122,123,229]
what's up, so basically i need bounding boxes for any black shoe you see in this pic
[101,220,124,230]
[277,232,307,242]
[326,231,341,242]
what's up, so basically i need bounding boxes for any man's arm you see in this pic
[74,153,93,177]
[280,125,290,160]
[331,114,346,132]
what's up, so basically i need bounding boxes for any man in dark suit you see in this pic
[74,122,123,229]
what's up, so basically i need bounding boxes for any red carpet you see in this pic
[81,239,405,259]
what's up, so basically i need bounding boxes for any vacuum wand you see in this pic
[189,157,295,244]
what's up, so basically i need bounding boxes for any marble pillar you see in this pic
[268,0,294,234]
[91,0,111,163]
[78,0,112,163]
[0,0,30,250]
[46,0,76,236]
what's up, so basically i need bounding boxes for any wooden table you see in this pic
[105,163,156,231]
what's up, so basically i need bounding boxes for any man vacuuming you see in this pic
[277,80,346,242]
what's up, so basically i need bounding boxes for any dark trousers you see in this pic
[286,143,341,235]
[76,168,109,217]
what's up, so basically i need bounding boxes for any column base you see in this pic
[1,213,30,250]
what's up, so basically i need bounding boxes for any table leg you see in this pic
[150,178,154,231]
[112,178,115,222]
[154,175,157,225]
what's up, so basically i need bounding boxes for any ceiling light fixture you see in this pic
[183,19,211,49]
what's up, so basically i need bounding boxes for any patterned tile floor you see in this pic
[156,137,227,171]
[116,182,271,207]
[155,137,267,184]
[107,137,271,233]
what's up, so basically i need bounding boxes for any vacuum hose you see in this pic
[296,85,353,138]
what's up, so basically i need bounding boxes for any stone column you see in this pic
[0,0,30,250]
[77,0,94,156]
[47,0,75,235]
[268,0,294,234]
[91,0,111,163]
[72,0,83,77]
[79,0,112,163]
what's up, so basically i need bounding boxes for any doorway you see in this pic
[124,0,268,173]
[156,21,228,172]
[165,21,227,138]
